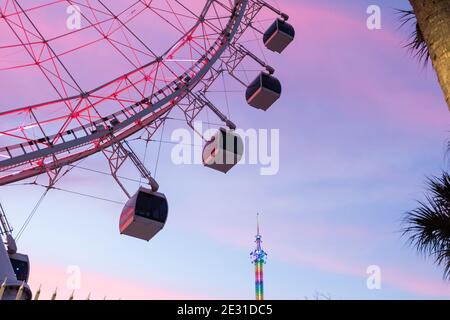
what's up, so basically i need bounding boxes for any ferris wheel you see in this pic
[0,0,294,299]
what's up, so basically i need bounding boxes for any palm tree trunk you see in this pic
[409,0,450,110]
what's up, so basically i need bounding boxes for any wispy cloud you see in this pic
[195,217,450,298]
[29,261,208,300]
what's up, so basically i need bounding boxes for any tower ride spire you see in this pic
[250,213,267,300]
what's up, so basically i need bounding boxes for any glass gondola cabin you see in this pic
[263,19,295,53]
[119,187,168,241]
[0,244,32,300]
[203,128,244,173]
[246,72,282,111]
[9,252,30,283]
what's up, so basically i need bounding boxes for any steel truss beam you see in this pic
[0,0,250,186]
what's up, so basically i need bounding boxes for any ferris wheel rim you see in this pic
[0,0,250,186]
[0,0,218,117]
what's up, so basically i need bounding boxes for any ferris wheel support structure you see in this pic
[0,204,31,300]
[0,0,296,297]
[0,0,251,186]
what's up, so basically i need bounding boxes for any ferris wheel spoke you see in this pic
[12,0,86,93]
[64,1,151,70]
[95,0,159,59]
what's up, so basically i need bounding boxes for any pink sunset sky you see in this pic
[0,0,449,300]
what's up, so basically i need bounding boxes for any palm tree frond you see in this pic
[403,172,450,280]
[396,9,430,65]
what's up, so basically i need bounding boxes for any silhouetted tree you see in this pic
[400,1,450,281]
[403,173,450,280]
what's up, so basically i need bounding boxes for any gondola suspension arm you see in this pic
[103,140,159,199]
